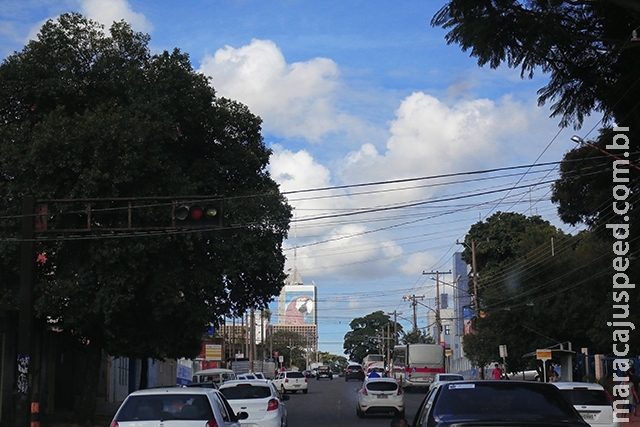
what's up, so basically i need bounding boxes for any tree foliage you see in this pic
[343,311,403,363]
[432,1,640,129]
[0,13,291,424]
[401,329,434,344]
[460,212,624,374]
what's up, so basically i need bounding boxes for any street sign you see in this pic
[499,344,507,358]
[536,349,552,360]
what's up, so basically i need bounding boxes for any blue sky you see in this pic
[2,0,603,357]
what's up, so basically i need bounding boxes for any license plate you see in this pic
[377,394,388,399]
[293,384,300,387]
[580,413,596,421]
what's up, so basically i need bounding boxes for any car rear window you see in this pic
[115,394,214,421]
[435,383,577,419]
[287,372,304,378]
[366,382,398,392]
[220,385,271,400]
[439,375,464,381]
[318,366,331,371]
[560,389,611,406]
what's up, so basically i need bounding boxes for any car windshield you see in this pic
[560,389,611,406]
[435,383,578,421]
[366,381,397,392]
[115,394,214,421]
[220,385,272,400]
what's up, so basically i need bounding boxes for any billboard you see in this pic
[278,285,316,325]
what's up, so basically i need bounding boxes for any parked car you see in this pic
[345,364,365,382]
[553,382,620,427]
[316,365,333,380]
[219,379,289,427]
[272,370,308,394]
[109,386,248,427]
[412,380,589,427]
[429,373,465,390]
[356,377,405,418]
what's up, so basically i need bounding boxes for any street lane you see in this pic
[283,376,428,426]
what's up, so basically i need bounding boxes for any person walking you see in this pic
[491,363,504,380]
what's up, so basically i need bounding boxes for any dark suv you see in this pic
[316,365,333,380]
[345,364,365,382]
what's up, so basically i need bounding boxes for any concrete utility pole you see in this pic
[456,239,480,312]
[423,270,451,345]
[402,295,424,331]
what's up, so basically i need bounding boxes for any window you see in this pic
[444,325,450,336]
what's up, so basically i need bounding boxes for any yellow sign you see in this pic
[445,349,452,356]
[205,344,222,361]
[536,349,552,360]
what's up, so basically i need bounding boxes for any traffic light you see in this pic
[172,201,222,227]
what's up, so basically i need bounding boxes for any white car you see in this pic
[429,373,465,390]
[109,386,247,427]
[553,382,620,427]
[219,379,288,427]
[356,376,405,418]
[272,370,308,394]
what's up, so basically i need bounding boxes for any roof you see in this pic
[128,387,217,396]
[219,379,272,388]
[551,382,604,390]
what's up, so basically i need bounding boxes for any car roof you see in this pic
[552,382,605,390]
[127,387,216,396]
[219,379,272,387]
[364,377,398,383]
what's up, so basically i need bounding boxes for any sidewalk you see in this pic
[40,400,121,427]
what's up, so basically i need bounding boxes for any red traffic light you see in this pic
[173,202,222,227]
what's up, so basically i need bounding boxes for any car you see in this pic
[553,382,620,427]
[411,380,590,427]
[236,373,258,380]
[109,386,248,427]
[219,379,289,427]
[429,373,465,390]
[316,365,333,380]
[356,376,405,418]
[302,369,313,378]
[345,364,365,382]
[272,370,308,394]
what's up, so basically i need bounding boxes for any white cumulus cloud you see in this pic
[199,39,366,142]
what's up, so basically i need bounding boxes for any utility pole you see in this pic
[423,270,451,346]
[457,239,480,312]
[402,295,424,331]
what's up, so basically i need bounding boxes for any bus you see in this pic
[392,343,445,388]
[362,354,385,375]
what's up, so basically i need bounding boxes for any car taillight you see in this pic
[361,387,368,396]
[397,387,403,395]
[206,419,219,427]
[304,377,308,382]
[109,422,118,427]
[285,377,289,383]
[267,398,279,411]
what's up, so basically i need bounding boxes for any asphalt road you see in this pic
[285,376,429,427]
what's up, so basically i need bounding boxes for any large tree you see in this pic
[343,311,402,363]
[460,213,621,375]
[0,13,291,425]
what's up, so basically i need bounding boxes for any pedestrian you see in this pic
[624,376,640,417]
[390,417,408,427]
[492,363,503,380]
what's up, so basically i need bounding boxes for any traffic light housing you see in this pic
[172,201,222,227]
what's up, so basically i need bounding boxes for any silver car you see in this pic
[110,386,247,427]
